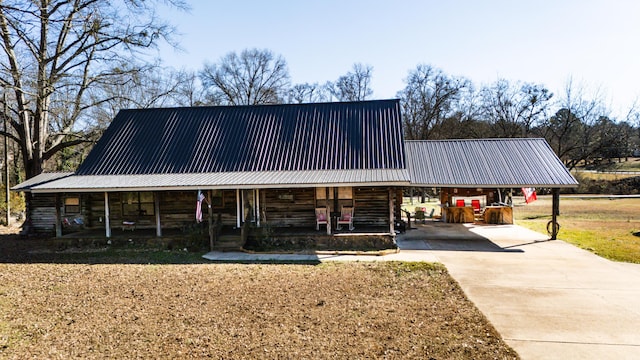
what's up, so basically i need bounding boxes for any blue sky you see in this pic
[154,0,640,117]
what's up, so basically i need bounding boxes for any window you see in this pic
[122,192,155,217]
[64,197,80,214]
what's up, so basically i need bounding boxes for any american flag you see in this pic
[196,191,205,223]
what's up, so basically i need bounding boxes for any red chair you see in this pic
[471,199,481,214]
[456,199,466,207]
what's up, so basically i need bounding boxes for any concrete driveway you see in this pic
[397,223,640,360]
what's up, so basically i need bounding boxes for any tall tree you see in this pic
[199,48,290,105]
[539,79,607,169]
[397,64,470,140]
[0,0,186,180]
[326,63,373,102]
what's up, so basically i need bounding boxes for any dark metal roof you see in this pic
[77,100,405,175]
[405,138,578,188]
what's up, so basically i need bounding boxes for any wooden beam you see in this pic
[326,187,333,235]
[154,192,162,237]
[55,194,62,238]
[104,192,111,238]
[208,190,214,250]
[236,189,241,228]
[551,188,560,240]
[389,188,395,235]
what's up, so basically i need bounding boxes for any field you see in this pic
[513,196,640,263]
[0,243,517,359]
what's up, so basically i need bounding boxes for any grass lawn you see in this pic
[0,244,517,359]
[513,196,640,263]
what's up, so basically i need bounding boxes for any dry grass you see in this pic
[0,250,517,359]
[514,196,640,263]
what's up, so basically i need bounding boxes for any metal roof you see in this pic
[10,172,73,191]
[405,138,578,188]
[28,169,410,193]
[77,100,405,175]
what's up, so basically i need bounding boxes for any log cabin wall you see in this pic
[29,193,57,233]
[262,188,315,228]
[354,187,390,226]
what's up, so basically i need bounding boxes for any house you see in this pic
[14,100,409,249]
[14,100,578,247]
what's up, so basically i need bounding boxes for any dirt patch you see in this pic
[0,259,517,359]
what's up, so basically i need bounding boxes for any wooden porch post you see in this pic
[104,192,111,238]
[326,187,331,235]
[236,189,241,228]
[154,192,162,237]
[55,193,62,238]
[207,190,214,250]
[255,189,260,227]
[389,188,395,234]
[551,188,560,240]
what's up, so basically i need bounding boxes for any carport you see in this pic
[405,138,578,239]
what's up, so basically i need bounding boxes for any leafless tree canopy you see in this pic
[0,0,186,179]
[326,63,373,102]
[199,48,290,106]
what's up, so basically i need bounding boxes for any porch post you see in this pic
[255,189,260,226]
[326,187,331,235]
[551,188,560,240]
[389,188,395,234]
[104,192,111,238]
[55,193,62,238]
[207,190,214,250]
[154,192,162,237]
[236,189,241,228]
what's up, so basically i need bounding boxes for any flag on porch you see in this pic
[196,190,205,223]
[522,187,537,204]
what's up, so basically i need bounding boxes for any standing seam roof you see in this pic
[405,138,578,187]
[77,100,405,176]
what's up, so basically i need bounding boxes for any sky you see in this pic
[153,0,640,118]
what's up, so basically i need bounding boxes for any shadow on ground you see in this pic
[397,222,524,252]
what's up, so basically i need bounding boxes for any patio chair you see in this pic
[471,199,481,214]
[315,207,328,231]
[336,206,354,231]
[456,199,466,207]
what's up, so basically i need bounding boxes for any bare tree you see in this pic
[397,64,470,140]
[0,0,186,180]
[199,48,290,106]
[479,79,552,138]
[539,78,608,169]
[287,82,329,104]
[325,63,373,102]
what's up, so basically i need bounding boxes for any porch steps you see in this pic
[212,234,244,251]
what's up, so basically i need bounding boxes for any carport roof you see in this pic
[405,138,578,188]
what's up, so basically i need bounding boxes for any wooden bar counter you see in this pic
[483,206,513,224]
[444,206,474,223]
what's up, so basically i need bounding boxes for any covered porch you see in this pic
[26,184,404,251]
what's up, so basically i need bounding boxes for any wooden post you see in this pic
[236,189,241,229]
[208,190,214,250]
[551,188,560,240]
[326,187,331,235]
[389,188,395,235]
[104,192,111,238]
[55,194,62,238]
[154,192,162,237]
